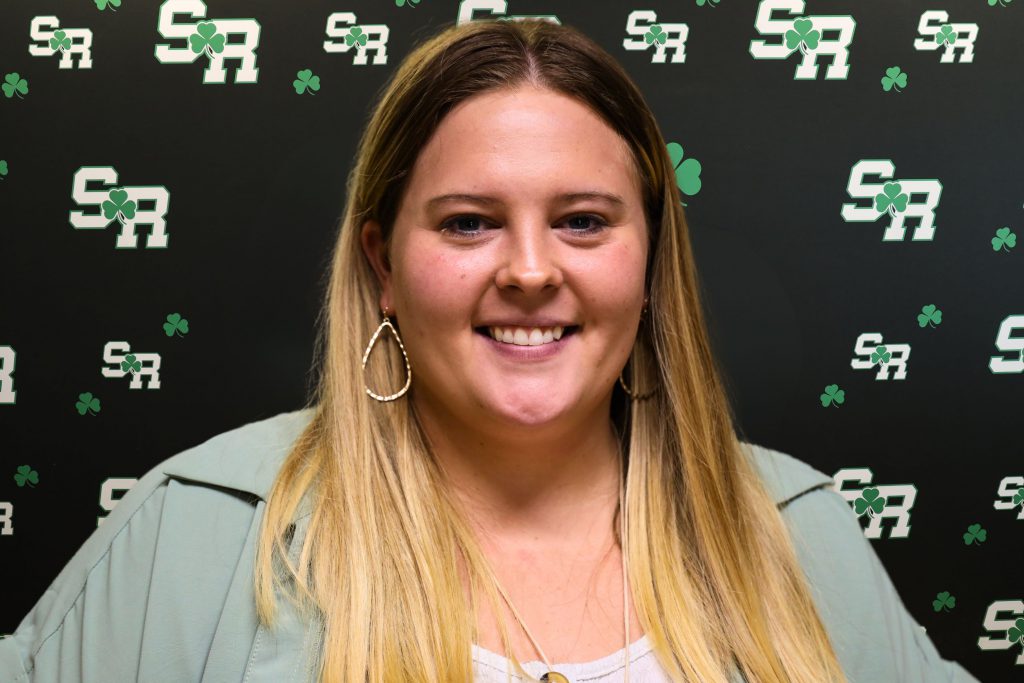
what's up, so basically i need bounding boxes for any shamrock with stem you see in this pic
[1008,618,1024,646]
[346,27,369,48]
[0,160,7,180]
[962,523,986,545]
[785,18,820,55]
[95,0,122,9]
[992,226,1016,252]
[14,465,39,488]
[870,345,891,366]
[3,73,29,99]
[163,313,190,337]
[644,25,667,45]
[854,488,886,518]
[874,181,909,217]
[190,21,226,60]
[395,0,421,6]
[102,189,137,225]
[293,69,320,95]
[881,66,907,93]
[935,24,958,46]
[917,304,942,328]
[50,30,72,53]
[819,384,845,407]
[121,354,142,374]
[932,591,956,612]
[76,392,101,415]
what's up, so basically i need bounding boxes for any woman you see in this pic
[1,18,978,683]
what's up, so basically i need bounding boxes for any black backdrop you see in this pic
[1,1,1022,680]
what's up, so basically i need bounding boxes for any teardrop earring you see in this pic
[362,306,412,402]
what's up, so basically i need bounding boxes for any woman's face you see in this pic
[362,85,649,436]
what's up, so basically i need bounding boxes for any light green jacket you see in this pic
[0,409,980,682]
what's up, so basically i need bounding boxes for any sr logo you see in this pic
[840,160,943,242]
[977,600,1024,665]
[850,333,910,380]
[456,0,559,26]
[154,0,261,84]
[989,315,1024,375]
[913,11,978,64]
[622,11,688,64]
[69,167,170,249]
[102,341,162,390]
[29,16,93,69]
[323,13,389,65]
[749,0,856,80]
[833,468,917,539]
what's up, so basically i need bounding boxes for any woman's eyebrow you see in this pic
[425,191,626,209]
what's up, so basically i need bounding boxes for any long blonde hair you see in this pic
[255,18,848,683]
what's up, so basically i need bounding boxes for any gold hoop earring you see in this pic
[362,306,412,402]
[618,362,654,401]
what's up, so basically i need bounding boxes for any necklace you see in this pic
[476,457,631,683]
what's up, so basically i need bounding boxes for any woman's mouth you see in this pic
[473,325,580,352]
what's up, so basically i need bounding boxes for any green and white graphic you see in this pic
[323,13,389,65]
[2,73,29,99]
[0,346,16,405]
[993,477,1024,520]
[0,503,11,536]
[29,17,94,69]
[749,0,856,80]
[840,160,943,241]
[914,11,978,63]
[154,0,261,84]
[833,468,917,539]
[75,392,101,416]
[978,600,1024,665]
[989,315,1024,374]
[881,66,908,92]
[850,332,910,380]
[101,341,162,389]
[69,167,170,249]
[98,478,138,526]
[622,11,688,64]
[456,0,560,26]
[667,142,701,201]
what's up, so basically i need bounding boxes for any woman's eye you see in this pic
[562,214,608,234]
[439,213,608,239]
[440,215,489,238]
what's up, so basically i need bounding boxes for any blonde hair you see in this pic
[255,18,848,683]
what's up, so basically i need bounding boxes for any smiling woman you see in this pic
[0,16,979,683]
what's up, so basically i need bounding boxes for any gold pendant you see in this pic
[540,672,570,683]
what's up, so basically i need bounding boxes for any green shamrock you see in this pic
[95,0,122,9]
[666,142,702,206]
[963,523,987,545]
[50,30,72,53]
[935,25,958,45]
[14,465,39,488]
[696,0,721,6]
[76,391,101,416]
[874,181,909,216]
[932,591,956,612]
[121,354,142,374]
[988,0,1013,6]
[644,25,667,45]
[395,0,421,6]
[190,21,226,58]
[2,73,29,99]
[293,69,320,95]
[346,26,369,47]
[102,188,137,224]
[870,345,891,365]
[819,384,845,407]
[1013,487,1024,507]
[992,226,1016,252]
[917,304,942,328]
[0,160,7,179]
[1008,618,1024,644]
[163,312,190,337]
[785,18,820,54]
[881,66,907,93]
[854,488,886,517]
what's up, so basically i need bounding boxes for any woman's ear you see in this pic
[360,219,393,309]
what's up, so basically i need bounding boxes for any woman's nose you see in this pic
[493,223,564,294]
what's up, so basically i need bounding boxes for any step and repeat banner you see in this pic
[1,1,1021,679]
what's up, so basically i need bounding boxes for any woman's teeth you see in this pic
[487,326,565,346]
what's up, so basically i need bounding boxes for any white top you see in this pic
[472,634,673,682]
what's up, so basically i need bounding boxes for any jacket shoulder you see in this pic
[739,440,835,507]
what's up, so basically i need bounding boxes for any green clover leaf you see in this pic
[870,345,891,365]
[785,17,821,54]
[346,26,368,47]
[50,30,72,52]
[0,160,7,179]
[854,487,886,517]
[1008,618,1024,644]
[874,181,909,216]
[121,353,142,374]
[395,0,421,6]
[163,312,190,337]
[881,66,907,93]
[992,226,1017,252]
[293,69,321,95]
[666,142,702,203]
[963,523,987,545]
[932,591,956,612]
[644,25,667,45]
[76,391,101,416]
[190,21,226,57]
[102,188,137,223]
[819,383,845,407]
[2,73,29,99]
[95,0,122,9]
[14,465,39,488]
[917,304,942,328]
[935,24,958,45]
[696,0,721,6]
[1013,487,1024,507]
